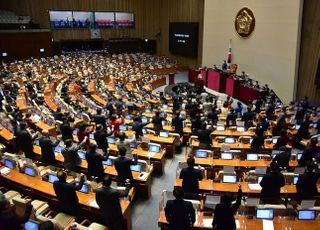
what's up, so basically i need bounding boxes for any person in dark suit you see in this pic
[0,192,33,230]
[226,108,237,126]
[94,124,112,153]
[59,116,74,141]
[53,170,85,216]
[296,162,319,202]
[15,122,38,159]
[172,111,184,136]
[251,127,265,151]
[273,129,290,150]
[93,108,107,129]
[53,107,63,121]
[260,162,285,204]
[86,143,109,181]
[114,147,138,186]
[296,114,311,140]
[39,129,60,165]
[165,187,195,230]
[95,175,130,230]
[196,122,212,150]
[61,137,87,172]
[152,111,164,134]
[298,138,318,167]
[242,107,255,129]
[212,184,242,230]
[179,157,203,195]
[272,146,291,170]
[131,116,148,139]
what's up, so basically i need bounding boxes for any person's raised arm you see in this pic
[73,173,85,190]
[231,184,243,214]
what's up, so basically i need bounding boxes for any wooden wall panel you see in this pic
[297,0,320,102]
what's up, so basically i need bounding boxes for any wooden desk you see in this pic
[143,134,175,158]
[0,127,15,144]
[36,121,56,137]
[158,211,320,230]
[0,167,132,229]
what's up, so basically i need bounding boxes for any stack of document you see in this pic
[248,183,262,190]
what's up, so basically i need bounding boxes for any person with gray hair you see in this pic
[39,129,60,165]
[0,192,33,229]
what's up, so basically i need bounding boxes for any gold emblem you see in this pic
[235,7,255,38]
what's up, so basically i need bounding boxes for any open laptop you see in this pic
[89,133,94,140]
[119,124,127,131]
[48,174,59,183]
[79,183,90,194]
[298,210,316,220]
[4,159,15,169]
[33,114,41,123]
[54,146,62,153]
[130,164,142,172]
[73,129,78,135]
[272,137,279,144]
[125,114,131,120]
[159,131,169,138]
[256,209,274,220]
[145,109,151,114]
[162,104,168,109]
[222,174,237,184]
[24,219,40,230]
[45,119,53,126]
[257,176,263,184]
[300,200,316,209]
[295,124,301,130]
[77,150,86,160]
[102,159,113,166]
[107,137,116,144]
[237,126,245,132]
[195,150,208,158]
[142,117,148,123]
[35,139,40,146]
[216,126,225,131]
[247,153,259,161]
[297,152,303,160]
[225,137,235,144]
[24,166,36,177]
[149,144,160,153]
[130,142,137,149]
[255,167,267,175]
[221,152,233,160]
[293,176,299,185]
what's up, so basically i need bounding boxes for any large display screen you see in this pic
[169,22,199,57]
[49,11,73,29]
[94,12,115,28]
[72,11,94,28]
[115,12,135,28]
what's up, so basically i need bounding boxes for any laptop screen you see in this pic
[149,144,160,153]
[4,159,14,169]
[79,184,90,194]
[159,131,169,138]
[130,142,137,149]
[48,174,59,183]
[77,150,86,160]
[256,209,274,220]
[145,109,151,114]
[24,167,35,177]
[247,153,258,161]
[195,150,208,158]
[272,138,278,144]
[162,104,168,109]
[237,126,245,132]
[225,137,235,144]
[119,125,127,131]
[125,115,131,120]
[130,164,142,172]
[222,175,237,183]
[142,117,148,123]
[54,146,62,153]
[76,113,82,119]
[295,124,301,130]
[293,176,299,185]
[102,159,113,166]
[35,139,40,146]
[216,126,225,131]
[73,129,77,135]
[24,220,39,230]
[46,119,53,126]
[258,176,263,184]
[298,210,316,220]
[33,114,41,123]
[89,133,94,140]
[221,152,233,160]
[297,153,303,160]
[142,128,147,135]
[107,137,115,144]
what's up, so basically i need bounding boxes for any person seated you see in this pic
[259,162,285,204]
[296,162,319,202]
[212,184,242,230]
[0,191,33,230]
[164,187,195,230]
[179,157,203,196]
[53,107,63,121]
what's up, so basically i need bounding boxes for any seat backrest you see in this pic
[221,144,230,152]
[223,166,235,173]
[246,198,260,207]
[255,167,267,175]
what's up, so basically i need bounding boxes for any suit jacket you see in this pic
[0,204,32,230]
[296,172,319,201]
[260,171,285,202]
[60,123,73,141]
[93,115,106,128]
[179,167,203,194]
[94,130,109,150]
[152,115,163,133]
[272,151,291,169]
[165,199,195,230]
[86,150,108,178]
[39,136,59,165]
[114,156,137,183]
[132,121,146,138]
[15,129,34,158]
[95,186,128,225]
[298,146,318,167]
[53,179,84,215]
[172,116,184,135]
[61,144,82,171]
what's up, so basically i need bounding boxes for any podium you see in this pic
[207,69,226,93]
[225,77,240,98]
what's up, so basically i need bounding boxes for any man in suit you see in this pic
[0,192,33,230]
[212,184,242,230]
[114,147,138,186]
[131,116,148,139]
[39,129,60,165]
[53,107,64,121]
[151,111,164,134]
[95,175,130,230]
[298,138,319,167]
[272,146,291,170]
[259,162,285,204]
[53,170,85,217]
[94,124,112,153]
[196,122,212,150]
[296,162,319,202]
[61,137,87,172]
[172,111,184,136]
[86,143,109,181]
[179,157,203,195]
[15,122,38,159]
[165,187,195,230]
[59,116,74,141]
[93,108,107,129]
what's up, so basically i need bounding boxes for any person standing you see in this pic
[39,129,60,165]
[86,143,109,181]
[114,147,138,186]
[179,157,203,195]
[61,137,87,172]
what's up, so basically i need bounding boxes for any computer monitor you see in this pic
[162,104,168,109]
[293,176,299,185]
[125,115,131,120]
[33,114,41,123]
[137,100,143,104]
[130,164,142,172]
[142,117,148,123]
[119,125,127,131]
[79,183,90,194]
[298,210,316,221]
[73,129,77,135]
[89,133,94,140]
[45,119,53,126]
[149,144,160,153]
[294,106,299,111]
[295,124,301,130]
[195,150,208,158]
[237,126,245,132]
[247,153,259,161]
[107,137,115,144]
[4,159,14,169]
[130,142,137,149]
[77,150,86,160]
[142,128,147,135]
[313,123,318,129]
[35,139,40,146]
[221,152,233,160]
[161,120,166,126]
[145,109,151,114]
[48,174,59,183]
[258,176,263,184]
[225,137,235,144]
[256,209,274,220]
[216,126,225,131]
[317,136,320,142]
[272,137,278,144]
[24,219,40,230]
[159,131,169,138]
[54,146,62,153]
[76,113,82,119]
[92,105,96,110]
[222,174,237,183]
[102,159,113,166]
[24,167,36,177]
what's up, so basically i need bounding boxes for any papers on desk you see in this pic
[0,167,10,175]
[148,151,156,158]
[263,220,274,230]
[248,183,262,191]
[203,218,213,228]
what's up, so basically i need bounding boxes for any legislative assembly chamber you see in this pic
[0,0,319,230]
